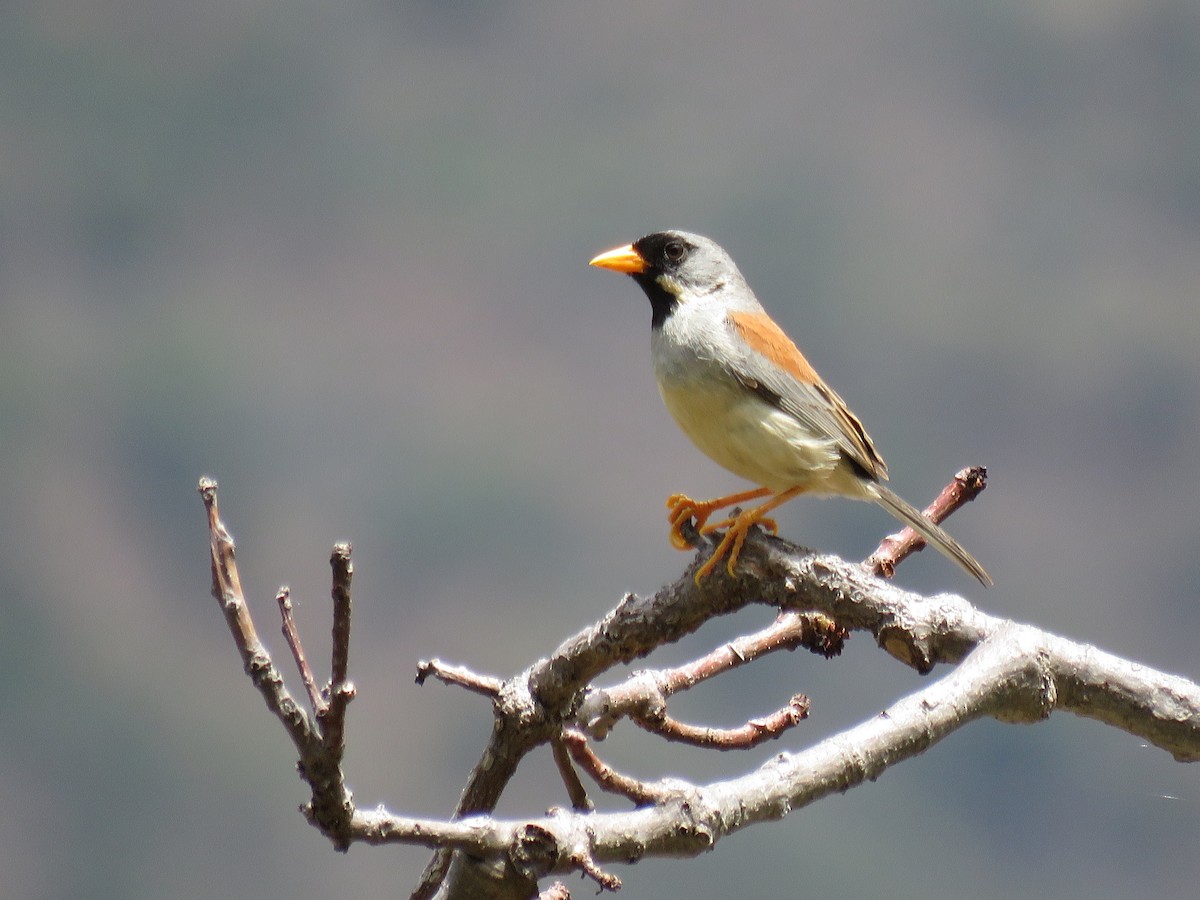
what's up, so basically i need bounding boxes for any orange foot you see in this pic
[690,486,806,582]
[666,487,772,550]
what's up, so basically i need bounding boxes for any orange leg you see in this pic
[666,487,772,550]
[694,486,806,582]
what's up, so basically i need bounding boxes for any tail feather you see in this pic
[868,483,992,587]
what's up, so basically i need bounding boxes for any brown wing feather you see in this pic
[728,309,821,383]
[728,310,889,481]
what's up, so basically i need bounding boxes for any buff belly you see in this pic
[656,373,849,496]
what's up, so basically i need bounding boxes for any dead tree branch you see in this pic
[198,473,1200,900]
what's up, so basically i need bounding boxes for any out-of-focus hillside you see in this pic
[1,2,1197,897]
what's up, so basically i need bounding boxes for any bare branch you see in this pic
[561,731,675,805]
[277,586,324,714]
[413,527,1200,896]
[202,473,1200,900]
[356,627,1200,866]
[550,734,593,812]
[317,543,356,758]
[198,478,318,755]
[411,679,549,900]
[416,658,503,698]
[198,478,358,850]
[329,542,353,691]
[633,693,809,748]
[566,845,621,893]
[577,611,843,740]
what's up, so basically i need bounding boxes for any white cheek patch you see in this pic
[656,274,684,299]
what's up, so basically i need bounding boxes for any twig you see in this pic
[632,693,809,748]
[867,466,988,578]
[576,611,844,740]
[660,611,845,686]
[278,586,324,714]
[198,478,317,752]
[415,658,503,698]
[318,543,356,757]
[329,543,353,690]
[568,847,621,893]
[561,731,674,805]
[199,478,357,849]
[551,734,593,811]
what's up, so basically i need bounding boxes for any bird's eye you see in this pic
[663,240,687,264]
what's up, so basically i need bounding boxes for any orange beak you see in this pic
[588,243,646,274]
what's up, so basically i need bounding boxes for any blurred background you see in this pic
[2,0,1198,897]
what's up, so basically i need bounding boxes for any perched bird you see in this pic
[590,230,991,585]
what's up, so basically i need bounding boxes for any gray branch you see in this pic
[198,478,1200,900]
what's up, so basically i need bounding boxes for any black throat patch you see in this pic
[632,272,679,330]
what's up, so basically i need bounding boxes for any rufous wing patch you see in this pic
[729,310,821,384]
[729,309,890,481]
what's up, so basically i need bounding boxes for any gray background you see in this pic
[2,1,1197,897]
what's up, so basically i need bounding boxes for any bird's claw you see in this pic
[666,493,711,549]
[664,487,782,582]
[692,512,765,582]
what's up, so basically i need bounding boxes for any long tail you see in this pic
[868,483,993,586]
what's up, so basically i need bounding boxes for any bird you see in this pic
[589,230,991,586]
